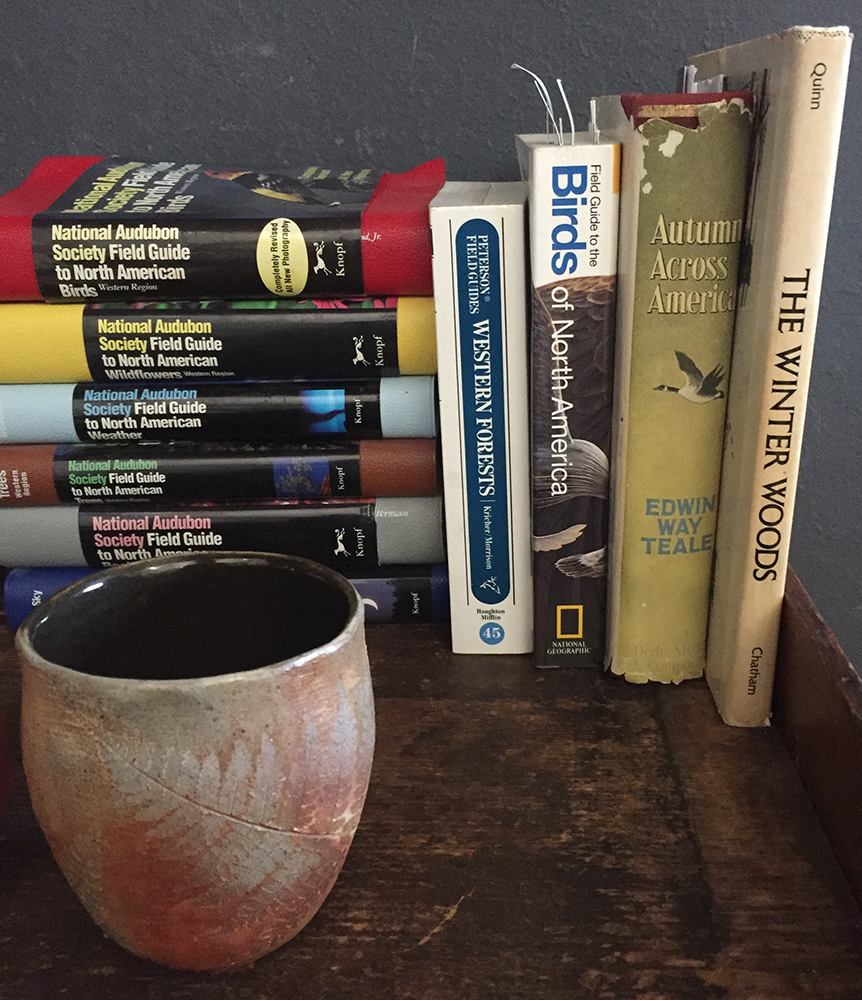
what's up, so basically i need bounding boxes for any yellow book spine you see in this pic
[0,298,438,384]
[0,305,89,383]
[396,297,437,374]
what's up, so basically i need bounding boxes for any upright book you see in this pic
[0,157,445,301]
[0,297,436,383]
[687,26,853,725]
[516,130,620,668]
[429,182,532,653]
[593,91,752,683]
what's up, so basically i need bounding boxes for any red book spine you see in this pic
[0,444,60,503]
[0,157,103,301]
[360,158,446,296]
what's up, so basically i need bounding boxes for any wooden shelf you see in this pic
[2,570,862,998]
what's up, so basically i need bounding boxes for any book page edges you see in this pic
[590,99,641,675]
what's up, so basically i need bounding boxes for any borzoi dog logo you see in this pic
[313,241,331,275]
[352,336,370,367]
[333,527,350,556]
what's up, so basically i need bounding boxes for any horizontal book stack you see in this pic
[0,156,451,624]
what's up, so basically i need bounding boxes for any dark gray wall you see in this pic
[1,2,860,666]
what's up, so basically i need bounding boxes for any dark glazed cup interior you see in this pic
[22,552,357,682]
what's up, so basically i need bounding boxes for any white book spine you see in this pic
[430,182,533,653]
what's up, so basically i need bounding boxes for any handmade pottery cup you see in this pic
[15,551,374,971]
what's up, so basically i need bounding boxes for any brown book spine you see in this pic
[0,444,59,504]
[0,440,439,505]
[359,438,438,497]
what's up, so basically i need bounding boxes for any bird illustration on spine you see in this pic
[530,275,614,581]
[654,350,725,402]
[513,64,612,582]
[533,437,609,579]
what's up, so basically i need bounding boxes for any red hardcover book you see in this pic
[0,157,445,302]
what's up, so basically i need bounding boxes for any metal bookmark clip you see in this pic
[512,64,580,145]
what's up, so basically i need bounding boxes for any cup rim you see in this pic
[15,550,365,688]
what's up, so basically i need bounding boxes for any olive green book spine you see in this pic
[593,93,752,683]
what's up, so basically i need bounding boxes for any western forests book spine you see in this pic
[429,182,532,653]
[0,496,445,569]
[0,297,436,383]
[0,157,445,302]
[0,376,437,443]
[2,563,451,629]
[593,92,752,684]
[0,439,439,505]
[688,26,853,725]
[517,132,620,668]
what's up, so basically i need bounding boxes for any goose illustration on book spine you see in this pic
[654,350,726,401]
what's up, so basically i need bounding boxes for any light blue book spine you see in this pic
[0,385,76,441]
[0,378,436,443]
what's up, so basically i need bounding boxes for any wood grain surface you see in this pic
[775,568,862,915]
[2,578,862,998]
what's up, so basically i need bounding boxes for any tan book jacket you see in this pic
[689,26,853,725]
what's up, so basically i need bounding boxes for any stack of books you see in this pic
[0,155,451,626]
[0,26,853,733]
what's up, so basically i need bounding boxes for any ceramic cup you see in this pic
[15,551,375,971]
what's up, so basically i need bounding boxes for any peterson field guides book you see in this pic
[0,296,437,383]
[687,26,853,726]
[516,130,620,668]
[430,182,532,653]
[0,157,444,302]
[593,91,752,684]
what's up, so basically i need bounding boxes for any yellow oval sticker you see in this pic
[256,218,308,296]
